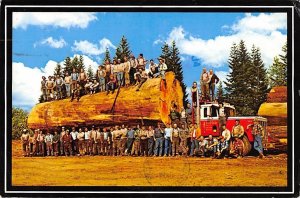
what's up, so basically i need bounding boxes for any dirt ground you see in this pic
[11,140,287,186]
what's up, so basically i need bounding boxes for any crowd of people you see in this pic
[40,54,168,102]
[20,118,264,159]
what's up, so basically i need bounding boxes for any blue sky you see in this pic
[12,12,287,111]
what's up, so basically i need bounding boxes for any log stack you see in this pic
[258,86,287,147]
[27,72,184,129]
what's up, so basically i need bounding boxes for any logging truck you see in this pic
[192,102,281,155]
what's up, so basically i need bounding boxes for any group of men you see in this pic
[199,68,220,102]
[40,53,168,102]
[20,118,264,159]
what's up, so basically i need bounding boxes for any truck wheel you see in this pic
[242,136,252,156]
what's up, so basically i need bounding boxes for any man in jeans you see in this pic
[200,67,210,101]
[171,123,180,157]
[208,69,219,101]
[154,123,164,157]
[164,123,173,157]
[189,123,201,157]
[125,126,135,155]
[147,126,155,156]
[247,118,265,158]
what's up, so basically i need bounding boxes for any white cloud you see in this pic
[12,55,99,109]
[35,37,67,48]
[72,38,116,56]
[13,12,97,29]
[163,13,287,68]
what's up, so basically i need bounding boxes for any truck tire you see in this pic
[242,136,252,156]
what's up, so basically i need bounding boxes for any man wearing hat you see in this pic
[215,136,228,159]
[37,129,45,156]
[46,76,55,101]
[44,130,53,156]
[20,129,30,157]
[96,65,106,92]
[54,74,64,100]
[62,129,72,156]
[231,119,244,139]
[247,118,265,158]
[137,53,147,71]
[41,76,47,102]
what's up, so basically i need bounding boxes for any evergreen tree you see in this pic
[102,47,111,64]
[268,42,287,87]
[115,35,132,61]
[87,65,94,79]
[53,63,62,77]
[249,45,269,113]
[72,56,80,72]
[159,42,172,70]
[169,41,188,107]
[63,56,72,75]
[217,81,224,103]
[78,55,85,71]
[225,40,252,115]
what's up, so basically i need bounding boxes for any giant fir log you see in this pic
[27,72,183,129]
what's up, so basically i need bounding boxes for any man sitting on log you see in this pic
[70,83,81,102]
[148,59,158,78]
[90,79,99,94]
[84,79,93,95]
[156,58,168,81]
[106,74,116,95]
[136,69,148,91]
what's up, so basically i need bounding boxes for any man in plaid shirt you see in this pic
[215,136,228,159]
[247,118,265,159]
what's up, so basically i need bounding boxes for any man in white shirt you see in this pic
[70,127,78,155]
[164,123,173,157]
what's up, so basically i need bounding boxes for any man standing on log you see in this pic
[129,54,138,84]
[104,60,112,85]
[137,53,147,71]
[64,72,71,97]
[96,66,106,92]
[157,58,168,81]
[52,130,60,156]
[70,68,79,94]
[171,123,180,157]
[44,130,53,156]
[54,74,64,100]
[164,123,173,157]
[200,68,210,101]
[59,127,66,156]
[41,76,47,102]
[20,129,30,157]
[78,68,87,93]
[70,127,78,155]
[179,124,190,157]
[46,76,55,101]
[123,56,131,87]
[154,123,164,157]
[247,118,265,158]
